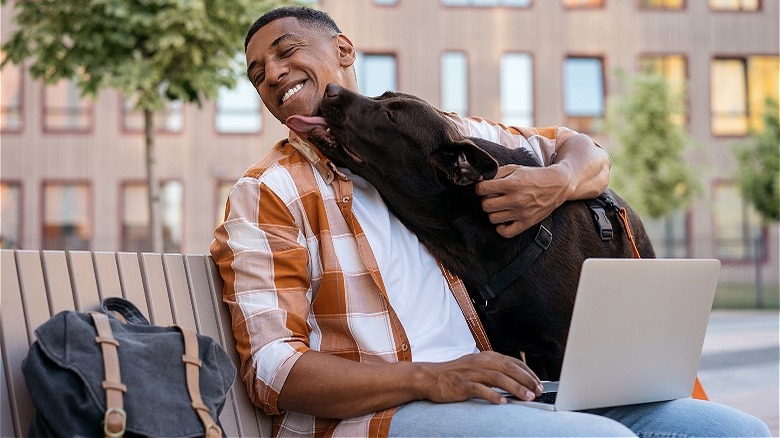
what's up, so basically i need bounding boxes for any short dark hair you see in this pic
[245,6,342,50]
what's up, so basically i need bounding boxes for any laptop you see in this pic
[508,258,720,411]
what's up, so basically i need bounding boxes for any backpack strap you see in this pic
[91,312,128,438]
[176,325,222,438]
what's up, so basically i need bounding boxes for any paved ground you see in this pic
[699,310,779,437]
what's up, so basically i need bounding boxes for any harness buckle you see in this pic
[535,224,552,250]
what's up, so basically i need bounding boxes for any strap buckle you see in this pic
[103,407,127,438]
[535,224,553,250]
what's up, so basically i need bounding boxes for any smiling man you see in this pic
[211,6,771,438]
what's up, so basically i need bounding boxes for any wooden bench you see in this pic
[0,249,273,437]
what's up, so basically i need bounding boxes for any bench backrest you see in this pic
[0,250,273,437]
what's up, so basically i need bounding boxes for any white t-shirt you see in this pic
[342,116,545,363]
[344,168,480,363]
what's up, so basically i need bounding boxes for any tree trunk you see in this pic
[144,109,163,253]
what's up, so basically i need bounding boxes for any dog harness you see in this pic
[475,193,641,305]
[475,215,553,303]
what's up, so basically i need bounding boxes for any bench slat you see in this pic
[93,252,124,299]
[1,251,35,435]
[15,251,52,340]
[41,251,76,314]
[163,254,198,330]
[205,256,274,437]
[184,255,241,437]
[67,251,102,311]
[140,253,174,326]
[116,252,151,318]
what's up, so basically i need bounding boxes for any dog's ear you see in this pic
[430,138,499,186]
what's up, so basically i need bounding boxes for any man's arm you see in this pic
[475,133,610,238]
[278,350,543,419]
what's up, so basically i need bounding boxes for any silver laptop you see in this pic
[510,258,720,411]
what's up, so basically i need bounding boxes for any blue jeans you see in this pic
[388,398,771,437]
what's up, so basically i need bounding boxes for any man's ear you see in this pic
[336,34,356,67]
[430,138,499,186]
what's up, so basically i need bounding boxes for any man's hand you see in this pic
[476,165,572,238]
[475,133,611,238]
[417,351,544,405]
[278,350,542,419]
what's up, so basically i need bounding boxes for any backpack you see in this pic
[22,297,236,437]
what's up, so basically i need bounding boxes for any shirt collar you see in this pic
[287,130,349,184]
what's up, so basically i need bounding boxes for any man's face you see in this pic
[245,17,354,123]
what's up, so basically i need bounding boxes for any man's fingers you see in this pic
[496,221,530,238]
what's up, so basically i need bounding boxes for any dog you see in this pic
[287,83,655,380]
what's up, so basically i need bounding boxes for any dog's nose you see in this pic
[325,83,343,98]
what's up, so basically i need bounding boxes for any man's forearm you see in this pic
[552,133,611,201]
[277,350,542,419]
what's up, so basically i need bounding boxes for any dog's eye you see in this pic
[384,110,396,123]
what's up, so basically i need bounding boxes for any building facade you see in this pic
[1,0,778,288]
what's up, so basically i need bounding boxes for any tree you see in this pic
[733,96,780,224]
[1,0,283,252]
[604,71,699,219]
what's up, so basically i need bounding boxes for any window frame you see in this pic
[40,180,93,251]
[562,54,607,133]
[42,78,94,134]
[0,180,24,249]
[1,64,24,133]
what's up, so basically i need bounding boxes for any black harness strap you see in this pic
[476,216,553,303]
[586,199,613,257]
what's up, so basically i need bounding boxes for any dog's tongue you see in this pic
[286,115,328,140]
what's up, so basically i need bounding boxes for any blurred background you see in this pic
[2,0,777,307]
[0,0,778,434]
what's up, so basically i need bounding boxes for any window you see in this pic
[1,65,23,131]
[638,0,684,9]
[1,182,22,248]
[355,53,397,97]
[709,0,759,11]
[711,56,779,136]
[121,181,184,253]
[441,0,532,6]
[563,56,605,132]
[122,96,183,133]
[373,0,398,4]
[643,210,690,258]
[215,181,234,227]
[640,54,688,125]
[42,182,91,250]
[441,51,469,116]
[44,78,92,131]
[713,182,765,261]
[500,53,534,127]
[216,79,262,134]
[563,0,604,7]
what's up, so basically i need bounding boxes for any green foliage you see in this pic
[732,96,780,223]
[604,71,700,218]
[1,0,284,111]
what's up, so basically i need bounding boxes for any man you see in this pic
[211,6,770,437]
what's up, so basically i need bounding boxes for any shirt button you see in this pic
[401,343,409,352]
[341,196,350,204]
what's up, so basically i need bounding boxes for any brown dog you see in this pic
[287,83,655,380]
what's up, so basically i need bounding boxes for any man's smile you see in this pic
[281,81,305,105]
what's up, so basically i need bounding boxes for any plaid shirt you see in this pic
[211,115,578,437]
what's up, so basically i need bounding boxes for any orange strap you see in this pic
[617,207,642,259]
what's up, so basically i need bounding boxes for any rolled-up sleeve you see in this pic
[210,174,312,416]
[445,113,586,166]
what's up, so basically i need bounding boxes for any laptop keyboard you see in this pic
[535,391,558,404]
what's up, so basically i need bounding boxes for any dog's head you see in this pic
[286,84,499,188]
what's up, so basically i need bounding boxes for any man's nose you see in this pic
[265,59,288,86]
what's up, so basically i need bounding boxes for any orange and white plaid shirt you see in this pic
[210,115,581,437]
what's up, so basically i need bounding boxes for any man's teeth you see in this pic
[282,83,303,103]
